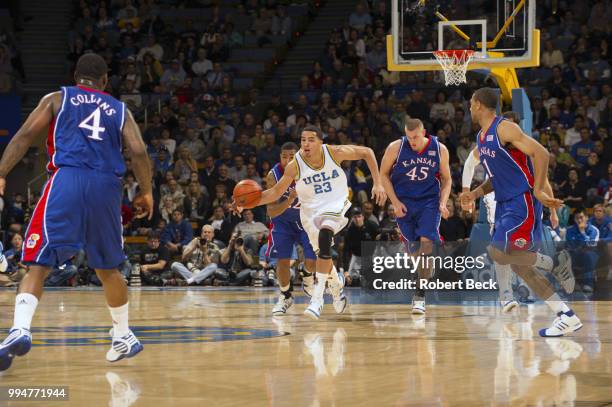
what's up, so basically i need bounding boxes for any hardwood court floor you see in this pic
[0,288,610,406]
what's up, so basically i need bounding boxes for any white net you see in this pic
[433,50,474,86]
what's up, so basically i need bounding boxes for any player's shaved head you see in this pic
[75,53,108,85]
[405,118,424,131]
[473,88,499,111]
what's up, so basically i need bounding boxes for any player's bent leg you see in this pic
[412,237,434,315]
[0,265,50,371]
[96,269,143,362]
[273,259,294,316]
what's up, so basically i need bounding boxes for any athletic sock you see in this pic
[12,293,39,331]
[495,263,513,297]
[415,288,425,299]
[279,283,292,299]
[314,272,328,299]
[534,252,553,271]
[109,303,130,338]
[545,293,570,314]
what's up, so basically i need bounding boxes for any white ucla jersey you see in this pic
[294,144,349,213]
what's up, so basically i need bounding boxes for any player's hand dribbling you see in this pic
[230,199,244,216]
[371,184,387,206]
[134,192,154,220]
[534,190,563,209]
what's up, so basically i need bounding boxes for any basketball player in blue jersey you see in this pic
[462,111,565,314]
[380,118,452,315]
[242,125,386,320]
[460,87,580,337]
[266,142,317,316]
[0,54,154,371]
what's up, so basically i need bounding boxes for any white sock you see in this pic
[545,293,570,314]
[12,293,39,331]
[534,253,553,271]
[314,272,329,299]
[279,283,290,293]
[495,263,513,297]
[326,266,340,284]
[109,303,130,338]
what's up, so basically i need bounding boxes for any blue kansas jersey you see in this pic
[477,116,534,202]
[270,163,300,223]
[390,135,441,201]
[48,85,126,176]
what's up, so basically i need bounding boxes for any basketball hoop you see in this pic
[433,50,475,86]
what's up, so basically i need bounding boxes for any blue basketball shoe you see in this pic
[0,328,32,371]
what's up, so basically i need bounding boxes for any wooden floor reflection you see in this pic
[0,288,610,406]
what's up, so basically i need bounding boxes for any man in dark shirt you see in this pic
[140,232,173,286]
[343,207,379,285]
[439,201,470,241]
[161,209,194,254]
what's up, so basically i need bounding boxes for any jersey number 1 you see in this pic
[79,108,106,141]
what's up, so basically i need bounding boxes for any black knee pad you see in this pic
[318,228,334,259]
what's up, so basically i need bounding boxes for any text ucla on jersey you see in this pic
[48,85,126,176]
[22,85,127,269]
[476,116,534,202]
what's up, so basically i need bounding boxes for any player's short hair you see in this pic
[404,118,424,131]
[281,142,298,151]
[75,53,108,82]
[302,125,323,140]
[502,111,521,124]
[473,87,499,110]
[148,231,161,240]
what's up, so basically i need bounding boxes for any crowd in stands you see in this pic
[0,1,26,93]
[0,1,610,292]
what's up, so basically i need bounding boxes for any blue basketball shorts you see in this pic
[22,167,124,269]
[266,218,317,260]
[396,196,442,244]
[491,191,543,252]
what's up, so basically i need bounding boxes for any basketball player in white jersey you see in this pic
[462,111,560,313]
[251,125,386,320]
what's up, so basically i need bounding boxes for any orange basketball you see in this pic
[233,180,262,209]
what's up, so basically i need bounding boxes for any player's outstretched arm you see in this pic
[258,160,297,206]
[265,170,297,218]
[497,121,562,209]
[330,144,387,206]
[460,148,479,213]
[0,92,59,194]
[123,109,154,219]
[379,140,406,217]
[438,144,452,219]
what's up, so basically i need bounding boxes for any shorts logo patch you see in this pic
[514,238,527,248]
[26,234,40,249]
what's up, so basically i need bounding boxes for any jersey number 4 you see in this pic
[406,166,429,181]
[79,108,106,141]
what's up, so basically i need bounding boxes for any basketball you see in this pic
[233,180,262,208]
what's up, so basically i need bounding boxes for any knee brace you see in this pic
[318,228,334,259]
